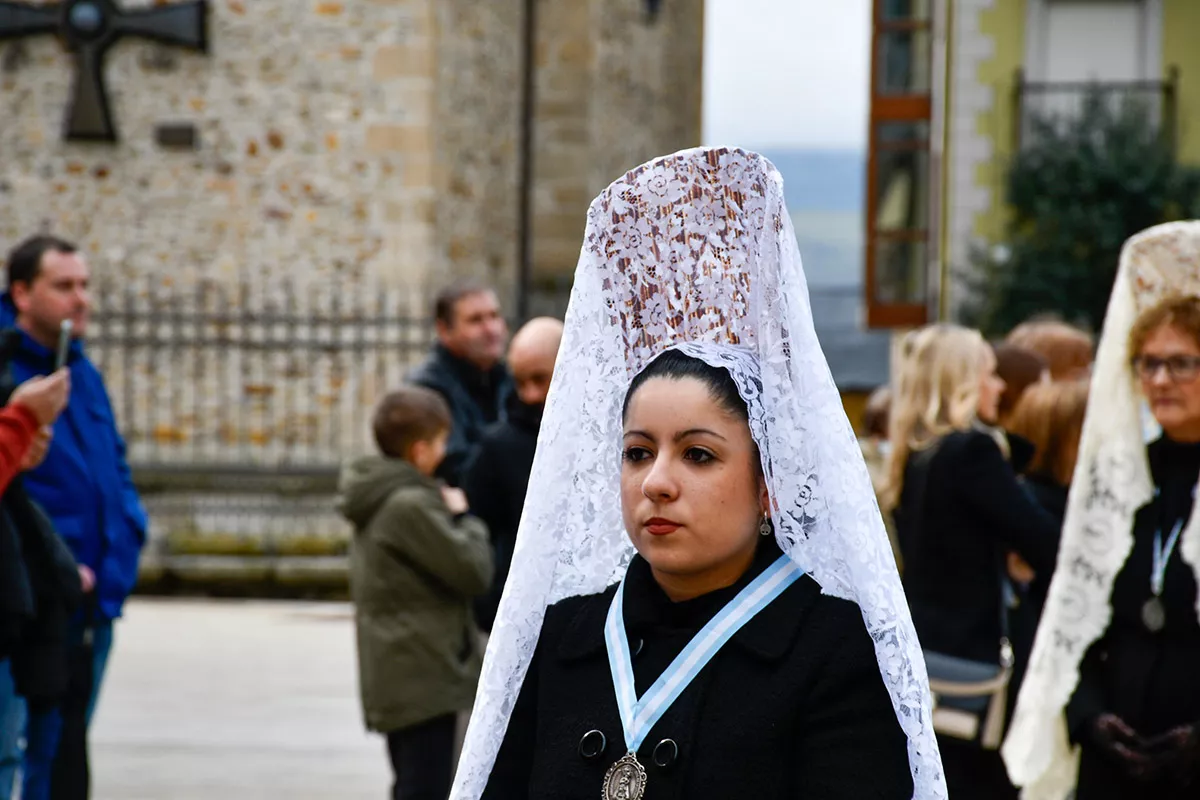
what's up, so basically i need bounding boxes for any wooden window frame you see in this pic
[865,1,934,329]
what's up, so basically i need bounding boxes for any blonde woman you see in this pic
[886,323,1059,800]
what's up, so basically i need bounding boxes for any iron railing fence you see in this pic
[86,276,434,481]
[1014,68,1179,153]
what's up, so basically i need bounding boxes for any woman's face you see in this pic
[1137,324,1200,441]
[621,376,767,600]
[977,348,1006,424]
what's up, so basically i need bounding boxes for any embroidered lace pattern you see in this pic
[1004,221,1200,799]
[451,147,945,799]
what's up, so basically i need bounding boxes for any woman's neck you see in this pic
[1164,425,1200,445]
[649,545,758,603]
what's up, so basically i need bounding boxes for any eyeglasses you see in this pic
[1131,355,1200,383]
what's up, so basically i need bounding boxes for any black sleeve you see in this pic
[482,644,540,799]
[1066,638,1107,744]
[950,434,1061,576]
[8,484,81,608]
[462,438,504,549]
[436,443,473,489]
[463,440,505,630]
[794,603,913,799]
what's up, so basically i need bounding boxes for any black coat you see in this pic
[1009,475,1069,708]
[483,540,913,800]
[409,344,511,487]
[462,394,541,631]
[0,330,82,706]
[894,429,1060,663]
[7,482,83,710]
[1012,475,1069,620]
[0,499,34,656]
[1067,437,1200,799]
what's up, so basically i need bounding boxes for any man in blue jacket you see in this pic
[0,235,146,799]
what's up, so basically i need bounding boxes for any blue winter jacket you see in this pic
[0,296,146,620]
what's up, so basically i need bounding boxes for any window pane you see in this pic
[882,0,932,22]
[874,142,930,231]
[874,238,928,305]
[877,120,930,145]
[878,29,932,94]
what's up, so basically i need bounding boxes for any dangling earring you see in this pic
[759,516,773,537]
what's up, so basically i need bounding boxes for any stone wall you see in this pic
[0,0,703,472]
[0,0,704,563]
[431,0,524,308]
[531,0,704,282]
[0,0,446,290]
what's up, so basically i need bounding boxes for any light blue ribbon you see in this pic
[604,554,804,753]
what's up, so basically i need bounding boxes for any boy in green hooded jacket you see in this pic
[339,386,493,800]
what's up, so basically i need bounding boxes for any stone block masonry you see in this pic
[0,0,703,558]
[0,0,449,289]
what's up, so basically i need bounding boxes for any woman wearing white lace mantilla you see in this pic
[1004,222,1200,799]
[450,148,946,800]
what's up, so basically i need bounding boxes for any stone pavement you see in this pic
[90,598,390,799]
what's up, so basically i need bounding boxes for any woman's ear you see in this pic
[759,478,771,517]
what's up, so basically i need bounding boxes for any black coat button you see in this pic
[653,738,678,768]
[579,730,607,760]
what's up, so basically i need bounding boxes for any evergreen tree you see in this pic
[961,90,1200,336]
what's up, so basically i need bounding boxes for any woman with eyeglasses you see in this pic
[1065,295,1200,798]
[1005,223,1200,800]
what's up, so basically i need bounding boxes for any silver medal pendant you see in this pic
[1142,596,1166,633]
[602,752,648,800]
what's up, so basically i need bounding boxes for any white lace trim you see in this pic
[1003,221,1200,799]
[450,147,945,799]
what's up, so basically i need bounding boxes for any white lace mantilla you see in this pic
[1003,221,1200,798]
[450,147,946,799]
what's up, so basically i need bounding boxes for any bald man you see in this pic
[462,317,563,631]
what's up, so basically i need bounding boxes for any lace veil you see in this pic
[450,147,945,799]
[1003,221,1200,798]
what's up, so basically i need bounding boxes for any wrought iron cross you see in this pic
[0,0,208,142]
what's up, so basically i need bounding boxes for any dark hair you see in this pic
[862,385,890,439]
[6,235,78,290]
[993,343,1049,424]
[373,386,452,459]
[433,280,495,326]
[622,349,749,422]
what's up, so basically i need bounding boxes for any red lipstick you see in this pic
[645,517,681,536]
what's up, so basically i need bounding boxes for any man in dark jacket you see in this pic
[409,281,511,487]
[0,235,147,799]
[463,317,562,631]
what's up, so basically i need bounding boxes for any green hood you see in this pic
[336,455,430,530]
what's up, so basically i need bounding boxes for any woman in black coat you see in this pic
[454,147,943,800]
[1059,296,1200,799]
[1003,229,1200,798]
[482,349,914,799]
[886,324,1061,800]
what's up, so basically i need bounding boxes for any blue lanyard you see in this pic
[1151,519,1185,597]
[604,554,804,754]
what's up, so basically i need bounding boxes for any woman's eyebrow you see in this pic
[674,428,726,442]
[622,428,728,442]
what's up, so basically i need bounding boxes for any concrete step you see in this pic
[137,554,350,599]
